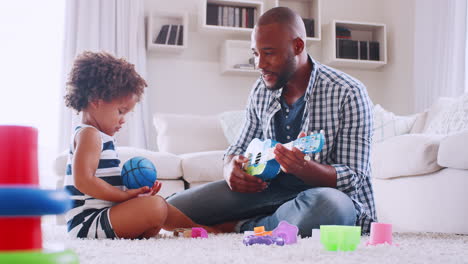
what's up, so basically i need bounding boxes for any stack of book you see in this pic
[302,18,314,38]
[206,4,257,28]
[335,26,379,61]
[154,24,184,46]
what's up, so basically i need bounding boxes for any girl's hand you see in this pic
[149,181,162,196]
[125,186,151,199]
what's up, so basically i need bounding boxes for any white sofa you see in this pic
[54,96,468,234]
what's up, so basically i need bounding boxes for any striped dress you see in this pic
[64,124,125,238]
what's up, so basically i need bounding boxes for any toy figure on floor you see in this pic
[168,6,377,237]
[63,51,229,239]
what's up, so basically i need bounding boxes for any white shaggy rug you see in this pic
[42,224,468,264]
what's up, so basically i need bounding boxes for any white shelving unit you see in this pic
[220,40,259,76]
[275,0,321,42]
[199,0,264,34]
[147,11,189,53]
[323,20,387,69]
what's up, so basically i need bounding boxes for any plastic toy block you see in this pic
[254,226,265,235]
[243,235,285,246]
[191,228,208,238]
[320,225,361,251]
[272,221,299,245]
[367,223,394,246]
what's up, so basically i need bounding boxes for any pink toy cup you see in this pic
[368,222,392,245]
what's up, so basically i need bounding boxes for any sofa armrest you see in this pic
[371,134,444,179]
[438,130,468,169]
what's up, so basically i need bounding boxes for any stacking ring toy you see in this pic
[0,187,72,216]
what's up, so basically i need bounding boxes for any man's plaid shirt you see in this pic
[225,57,377,234]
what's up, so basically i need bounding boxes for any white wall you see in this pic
[144,0,416,150]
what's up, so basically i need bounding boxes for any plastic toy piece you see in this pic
[320,225,361,251]
[253,226,272,236]
[0,125,78,263]
[272,221,299,245]
[243,235,285,246]
[366,223,394,246]
[0,249,79,264]
[173,228,208,238]
[191,228,208,238]
[0,187,72,216]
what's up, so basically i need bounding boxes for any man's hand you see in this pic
[224,155,267,193]
[274,132,311,177]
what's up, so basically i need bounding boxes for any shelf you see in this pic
[274,0,321,42]
[199,0,264,35]
[220,40,259,76]
[323,20,387,69]
[146,11,189,53]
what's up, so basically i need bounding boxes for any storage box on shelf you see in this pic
[147,11,188,53]
[199,0,264,34]
[323,20,387,69]
[220,40,258,75]
[274,0,321,42]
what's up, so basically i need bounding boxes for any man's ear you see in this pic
[294,37,305,55]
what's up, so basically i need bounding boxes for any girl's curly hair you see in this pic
[65,51,147,112]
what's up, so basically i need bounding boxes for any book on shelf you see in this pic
[177,25,183,46]
[206,4,256,28]
[358,41,368,60]
[206,4,218,25]
[302,18,314,38]
[336,39,358,59]
[167,24,178,45]
[336,26,351,39]
[369,41,380,61]
[154,24,170,44]
[233,63,255,70]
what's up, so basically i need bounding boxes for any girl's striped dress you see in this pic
[64,124,125,238]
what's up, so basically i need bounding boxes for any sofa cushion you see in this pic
[371,134,444,179]
[153,113,229,154]
[373,104,418,143]
[218,110,245,144]
[437,130,468,169]
[423,96,465,134]
[118,147,182,180]
[180,151,225,183]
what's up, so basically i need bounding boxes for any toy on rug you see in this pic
[121,156,157,189]
[244,131,325,181]
[243,221,299,246]
[319,225,361,251]
[173,227,208,238]
[366,222,395,246]
[0,125,78,263]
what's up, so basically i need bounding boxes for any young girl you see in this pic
[63,51,223,239]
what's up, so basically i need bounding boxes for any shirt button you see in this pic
[285,115,289,119]
[286,125,290,130]
[286,109,290,113]
[286,135,291,140]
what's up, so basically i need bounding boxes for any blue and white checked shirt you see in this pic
[225,57,377,233]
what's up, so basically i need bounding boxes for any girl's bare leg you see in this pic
[109,195,168,239]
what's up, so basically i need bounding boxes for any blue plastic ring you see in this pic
[0,186,72,216]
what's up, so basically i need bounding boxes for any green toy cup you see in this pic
[320,225,361,251]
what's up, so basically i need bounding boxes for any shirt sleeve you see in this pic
[224,82,264,158]
[331,85,373,197]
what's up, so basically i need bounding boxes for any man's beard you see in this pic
[262,54,297,91]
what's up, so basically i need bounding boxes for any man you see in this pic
[168,7,376,236]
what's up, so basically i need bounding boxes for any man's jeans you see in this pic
[167,173,356,237]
